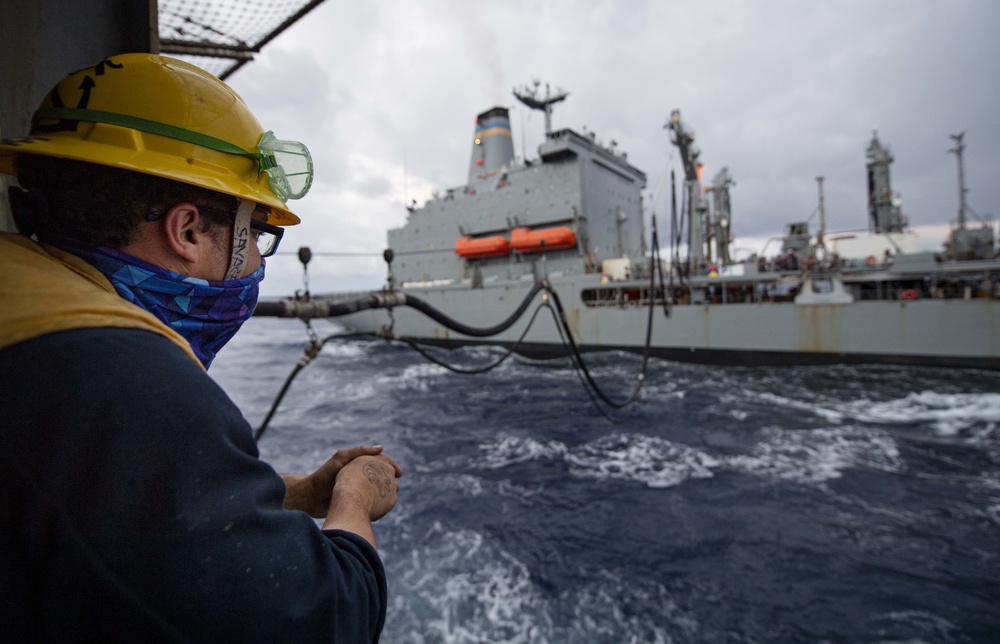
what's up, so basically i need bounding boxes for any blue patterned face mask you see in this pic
[62,244,264,368]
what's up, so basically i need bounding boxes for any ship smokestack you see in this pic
[468,107,514,189]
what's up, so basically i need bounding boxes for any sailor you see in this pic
[0,54,400,642]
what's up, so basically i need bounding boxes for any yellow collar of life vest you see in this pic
[0,232,204,369]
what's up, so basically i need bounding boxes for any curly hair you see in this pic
[14,155,238,248]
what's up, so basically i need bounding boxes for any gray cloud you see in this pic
[227,0,1000,295]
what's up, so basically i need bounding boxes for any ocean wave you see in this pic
[370,363,447,392]
[754,390,1000,437]
[864,610,959,642]
[726,426,902,483]
[563,568,697,643]
[565,433,719,488]
[478,436,568,469]
[214,325,1000,642]
[838,391,1000,436]
[755,392,847,423]
[384,523,696,643]
[347,379,384,399]
[477,426,903,488]
[316,339,372,360]
[386,523,547,643]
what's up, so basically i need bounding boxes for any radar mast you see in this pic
[513,79,569,137]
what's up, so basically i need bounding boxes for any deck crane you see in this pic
[666,110,708,268]
[709,167,735,265]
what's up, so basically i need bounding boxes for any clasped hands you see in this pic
[281,445,402,523]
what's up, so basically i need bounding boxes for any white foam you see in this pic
[370,362,445,392]
[316,339,370,360]
[387,523,547,643]
[728,426,902,483]
[478,436,568,469]
[385,523,697,643]
[457,345,513,362]
[845,391,1000,436]
[756,391,846,423]
[404,362,449,378]
[325,380,379,403]
[479,427,903,488]
[756,390,1000,437]
[425,473,484,498]
[567,568,696,643]
[566,433,719,489]
[868,609,959,641]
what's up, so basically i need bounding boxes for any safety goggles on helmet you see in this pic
[257,131,312,201]
[30,107,313,204]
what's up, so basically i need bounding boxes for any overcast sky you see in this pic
[223,0,1000,297]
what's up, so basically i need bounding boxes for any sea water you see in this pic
[212,317,1000,643]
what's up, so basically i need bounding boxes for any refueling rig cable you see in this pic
[400,301,552,375]
[253,226,672,437]
[253,329,371,442]
[541,215,665,420]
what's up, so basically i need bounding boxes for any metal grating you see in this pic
[158,0,326,79]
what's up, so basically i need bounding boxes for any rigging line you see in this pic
[539,300,639,423]
[540,246,657,411]
[272,251,382,257]
[391,243,661,414]
[393,248,453,256]
[651,215,671,317]
[399,302,550,375]
[254,246,661,430]
[254,331,374,443]
[549,295,648,410]
[402,277,654,418]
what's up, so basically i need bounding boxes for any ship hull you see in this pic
[336,274,1000,370]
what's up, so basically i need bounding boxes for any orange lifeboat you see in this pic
[509,227,577,253]
[454,235,510,259]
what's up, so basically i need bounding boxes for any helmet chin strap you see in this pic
[225,198,255,280]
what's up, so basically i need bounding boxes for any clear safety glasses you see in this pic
[146,205,284,258]
[249,217,284,257]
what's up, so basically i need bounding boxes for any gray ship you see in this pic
[323,82,1000,370]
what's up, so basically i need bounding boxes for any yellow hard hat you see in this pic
[0,53,311,225]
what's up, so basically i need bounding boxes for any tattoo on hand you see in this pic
[363,462,392,498]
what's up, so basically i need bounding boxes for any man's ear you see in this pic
[161,203,211,263]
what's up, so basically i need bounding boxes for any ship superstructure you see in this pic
[390,84,647,290]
